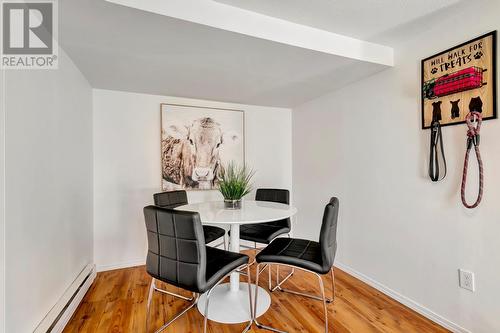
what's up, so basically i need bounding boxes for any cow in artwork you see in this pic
[162,117,240,190]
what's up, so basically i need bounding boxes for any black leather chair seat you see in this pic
[203,225,226,244]
[205,246,248,292]
[256,238,329,274]
[238,223,291,244]
[235,189,291,245]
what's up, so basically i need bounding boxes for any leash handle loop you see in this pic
[428,120,446,182]
[461,112,484,209]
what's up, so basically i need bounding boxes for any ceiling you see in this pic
[104,0,393,65]
[59,0,389,107]
[59,0,461,107]
[214,0,463,42]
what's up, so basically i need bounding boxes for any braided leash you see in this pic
[461,111,483,209]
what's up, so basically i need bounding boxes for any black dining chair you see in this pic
[237,188,291,289]
[253,197,339,333]
[144,205,253,333]
[239,189,291,247]
[153,190,227,249]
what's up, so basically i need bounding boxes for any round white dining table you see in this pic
[176,200,297,324]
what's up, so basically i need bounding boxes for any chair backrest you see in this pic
[255,188,291,228]
[319,197,339,270]
[255,188,290,204]
[143,205,207,293]
[153,190,188,209]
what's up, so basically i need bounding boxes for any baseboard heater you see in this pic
[34,264,96,333]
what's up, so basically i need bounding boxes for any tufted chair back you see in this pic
[255,188,291,228]
[319,197,339,270]
[153,190,188,209]
[143,205,207,293]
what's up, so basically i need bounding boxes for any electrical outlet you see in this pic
[459,269,475,292]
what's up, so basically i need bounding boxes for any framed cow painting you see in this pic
[421,31,497,129]
[160,103,245,191]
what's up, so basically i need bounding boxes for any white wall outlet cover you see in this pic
[458,269,475,292]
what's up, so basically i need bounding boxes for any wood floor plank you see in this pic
[63,251,449,333]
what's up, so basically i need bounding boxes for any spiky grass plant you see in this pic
[218,162,254,200]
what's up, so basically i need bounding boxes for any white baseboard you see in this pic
[96,259,146,272]
[34,264,96,333]
[335,261,470,333]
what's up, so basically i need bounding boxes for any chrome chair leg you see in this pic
[146,277,199,333]
[251,263,270,289]
[239,243,258,250]
[268,263,272,291]
[330,268,335,301]
[154,285,194,301]
[203,288,213,333]
[146,278,155,333]
[274,266,334,303]
[254,263,333,333]
[253,263,287,333]
[154,295,199,333]
[213,235,226,250]
[316,271,328,333]
[203,264,253,333]
[270,233,295,292]
[272,265,294,292]
[242,264,253,333]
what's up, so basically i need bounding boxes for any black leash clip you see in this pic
[467,134,480,149]
[465,111,482,149]
[473,134,480,147]
[431,122,440,145]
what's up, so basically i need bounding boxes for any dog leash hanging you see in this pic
[461,111,483,209]
[429,120,447,182]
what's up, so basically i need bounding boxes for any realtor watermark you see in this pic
[1,0,58,69]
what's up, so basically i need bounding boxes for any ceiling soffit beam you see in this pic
[105,0,394,67]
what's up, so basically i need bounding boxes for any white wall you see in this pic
[93,89,292,271]
[0,68,6,333]
[4,50,93,332]
[293,1,500,332]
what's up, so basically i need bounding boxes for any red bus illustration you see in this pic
[423,66,487,99]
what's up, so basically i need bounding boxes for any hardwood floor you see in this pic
[64,251,449,333]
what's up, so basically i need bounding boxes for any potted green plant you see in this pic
[218,162,254,209]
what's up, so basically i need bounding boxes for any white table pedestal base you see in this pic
[197,282,271,324]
